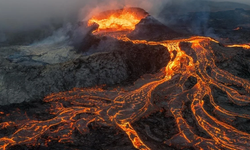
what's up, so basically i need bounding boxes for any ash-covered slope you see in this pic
[0,38,169,105]
[1,37,250,150]
[159,1,250,44]
[0,7,186,105]
[128,16,186,41]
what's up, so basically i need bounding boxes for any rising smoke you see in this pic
[0,0,169,32]
[157,0,250,38]
[0,0,249,45]
[0,0,170,45]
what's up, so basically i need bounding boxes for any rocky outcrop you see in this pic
[128,16,186,41]
[0,39,170,105]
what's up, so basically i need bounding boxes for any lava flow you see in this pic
[1,7,250,150]
[226,43,250,49]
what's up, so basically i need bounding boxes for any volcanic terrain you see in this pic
[1,6,250,150]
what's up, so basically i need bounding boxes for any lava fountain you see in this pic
[1,7,250,150]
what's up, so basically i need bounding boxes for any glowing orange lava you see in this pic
[87,8,148,33]
[1,8,250,150]
[233,27,241,30]
[226,44,250,49]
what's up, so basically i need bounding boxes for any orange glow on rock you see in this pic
[1,8,250,150]
[226,44,250,49]
[88,8,148,33]
[233,27,241,30]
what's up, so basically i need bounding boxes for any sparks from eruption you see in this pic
[1,8,250,150]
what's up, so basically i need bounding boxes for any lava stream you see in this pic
[1,8,250,150]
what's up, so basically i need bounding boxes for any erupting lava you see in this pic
[87,7,148,33]
[1,7,250,150]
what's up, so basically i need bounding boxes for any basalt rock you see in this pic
[128,16,187,41]
[0,39,170,105]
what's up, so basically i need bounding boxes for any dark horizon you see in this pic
[0,0,250,32]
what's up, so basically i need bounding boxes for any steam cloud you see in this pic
[0,0,249,45]
[0,0,170,32]
[0,0,170,45]
[1,0,249,31]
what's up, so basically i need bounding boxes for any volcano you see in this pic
[1,6,250,150]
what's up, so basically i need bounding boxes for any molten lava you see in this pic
[226,43,250,49]
[233,27,241,30]
[87,7,148,33]
[1,7,250,150]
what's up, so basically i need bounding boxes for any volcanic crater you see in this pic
[0,6,250,150]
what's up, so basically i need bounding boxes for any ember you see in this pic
[233,27,241,30]
[1,6,250,150]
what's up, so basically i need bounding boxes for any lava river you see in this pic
[1,7,250,150]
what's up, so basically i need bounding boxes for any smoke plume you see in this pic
[0,0,170,32]
[0,0,249,45]
[1,0,250,32]
[0,0,170,45]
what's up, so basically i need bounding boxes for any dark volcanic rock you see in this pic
[1,5,250,150]
[179,40,250,80]
[210,42,250,79]
[0,39,170,105]
[128,16,186,41]
[159,7,250,44]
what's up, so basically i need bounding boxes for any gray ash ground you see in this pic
[0,37,170,105]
